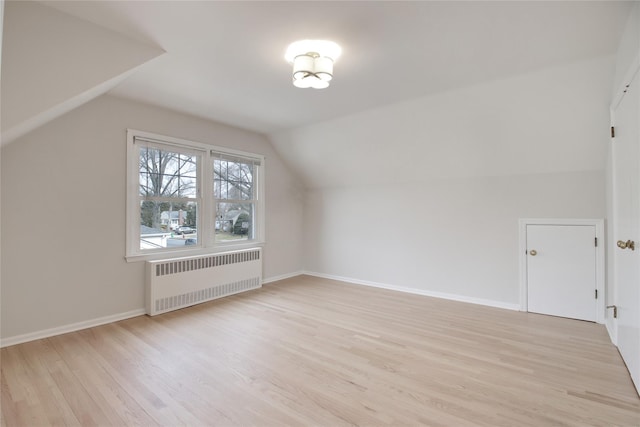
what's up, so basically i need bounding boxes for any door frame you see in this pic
[608,57,640,392]
[608,57,639,345]
[518,218,605,323]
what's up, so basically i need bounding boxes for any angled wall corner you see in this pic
[0,1,165,145]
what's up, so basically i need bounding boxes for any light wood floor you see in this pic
[2,275,639,426]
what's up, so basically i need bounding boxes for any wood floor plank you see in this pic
[2,275,639,426]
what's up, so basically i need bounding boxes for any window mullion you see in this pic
[142,196,198,203]
[202,152,214,248]
[216,198,257,204]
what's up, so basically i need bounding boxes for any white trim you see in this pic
[0,308,146,348]
[0,271,519,347]
[263,271,305,284]
[606,317,618,346]
[606,58,640,343]
[611,54,640,111]
[125,241,265,263]
[518,219,528,312]
[126,129,266,261]
[518,218,606,324]
[303,271,520,311]
[129,128,226,152]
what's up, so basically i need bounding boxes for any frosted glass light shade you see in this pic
[309,77,329,89]
[285,40,341,63]
[292,55,314,80]
[314,56,333,82]
[286,40,341,89]
[293,76,313,88]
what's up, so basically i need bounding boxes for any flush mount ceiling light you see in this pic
[285,40,342,89]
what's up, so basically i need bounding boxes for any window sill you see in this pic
[125,241,265,263]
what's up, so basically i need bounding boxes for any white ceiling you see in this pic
[40,1,632,135]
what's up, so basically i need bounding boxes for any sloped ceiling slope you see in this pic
[36,1,631,135]
[266,3,632,189]
[2,1,631,188]
[269,55,615,188]
[1,1,164,145]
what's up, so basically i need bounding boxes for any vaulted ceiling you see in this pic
[1,1,633,188]
[2,1,632,140]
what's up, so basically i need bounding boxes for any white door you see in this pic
[526,224,596,321]
[612,69,640,393]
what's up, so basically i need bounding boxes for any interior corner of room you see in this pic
[1,1,639,424]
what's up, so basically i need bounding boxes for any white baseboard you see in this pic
[303,271,521,311]
[1,268,306,348]
[1,271,519,348]
[605,317,617,345]
[0,308,147,348]
[263,271,305,284]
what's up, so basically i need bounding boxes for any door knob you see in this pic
[617,240,636,250]
[607,305,618,318]
[529,249,537,256]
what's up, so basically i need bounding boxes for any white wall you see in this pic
[0,95,304,341]
[304,171,604,305]
[272,55,613,307]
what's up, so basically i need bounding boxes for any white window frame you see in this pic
[126,129,265,262]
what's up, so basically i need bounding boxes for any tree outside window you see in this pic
[127,129,264,259]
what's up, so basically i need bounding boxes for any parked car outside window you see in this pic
[175,226,195,235]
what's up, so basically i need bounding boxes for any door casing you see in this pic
[609,58,640,393]
[518,218,605,323]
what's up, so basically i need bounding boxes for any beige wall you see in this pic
[1,94,304,340]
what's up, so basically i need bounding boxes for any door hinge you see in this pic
[595,289,598,299]
[611,126,615,138]
[595,237,598,247]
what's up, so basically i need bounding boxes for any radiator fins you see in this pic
[155,250,260,277]
[154,277,261,313]
[146,248,262,316]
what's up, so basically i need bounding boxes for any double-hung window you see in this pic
[126,129,264,260]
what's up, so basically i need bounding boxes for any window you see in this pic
[138,143,201,250]
[213,153,259,243]
[126,130,264,260]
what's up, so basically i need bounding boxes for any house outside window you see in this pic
[126,129,265,261]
